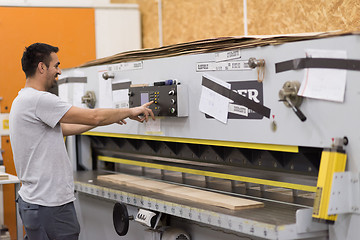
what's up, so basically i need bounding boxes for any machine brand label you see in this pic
[205,80,264,120]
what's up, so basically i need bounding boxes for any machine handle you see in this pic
[285,97,307,122]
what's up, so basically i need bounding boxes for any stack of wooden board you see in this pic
[97,174,264,210]
[0,173,9,180]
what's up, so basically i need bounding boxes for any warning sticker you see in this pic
[312,187,323,216]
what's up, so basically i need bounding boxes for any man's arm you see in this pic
[61,118,127,136]
[61,123,96,136]
[60,101,155,136]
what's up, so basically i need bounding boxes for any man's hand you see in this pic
[128,101,155,122]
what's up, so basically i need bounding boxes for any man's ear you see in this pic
[38,62,46,74]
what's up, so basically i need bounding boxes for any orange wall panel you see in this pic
[0,7,96,240]
[0,7,96,113]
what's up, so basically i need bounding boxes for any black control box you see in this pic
[128,85,188,117]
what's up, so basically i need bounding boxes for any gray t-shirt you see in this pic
[9,87,74,206]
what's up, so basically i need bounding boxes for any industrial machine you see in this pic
[61,32,360,240]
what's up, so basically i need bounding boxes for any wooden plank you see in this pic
[0,174,9,180]
[98,174,264,210]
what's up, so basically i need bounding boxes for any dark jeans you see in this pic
[17,196,80,240]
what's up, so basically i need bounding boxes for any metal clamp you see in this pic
[102,72,115,80]
[81,91,96,109]
[248,58,265,82]
[248,57,265,69]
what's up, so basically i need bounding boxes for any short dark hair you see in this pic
[21,43,59,78]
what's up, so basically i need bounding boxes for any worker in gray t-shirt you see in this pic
[9,43,155,240]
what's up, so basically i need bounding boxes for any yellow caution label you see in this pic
[2,119,9,130]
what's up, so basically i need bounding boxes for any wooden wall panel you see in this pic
[112,0,360,49]
[162,0,243,46]
[112,0,243,47]
[247,0,360,35]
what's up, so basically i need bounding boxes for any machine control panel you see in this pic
[129,84,188,117]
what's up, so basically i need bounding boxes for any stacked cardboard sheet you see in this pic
[79,31,357,67]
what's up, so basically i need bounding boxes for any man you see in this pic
[9,43,155,240]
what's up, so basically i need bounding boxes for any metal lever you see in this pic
[278,81,307,122]
[284,97,307,122]
[81,91,96,109]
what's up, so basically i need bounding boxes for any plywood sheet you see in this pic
[247,0,360,35]
[112,0,360,50]
[98,174,264,210]
[162,0,244,46]
[112,0,244,47]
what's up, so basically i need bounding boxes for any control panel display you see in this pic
[140,92,149,105]
[129,85,188,117]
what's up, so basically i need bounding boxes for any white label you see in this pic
[196,61,251,72]
[228,104,248,117]
[107,61,143,72]
[214,50,241,62]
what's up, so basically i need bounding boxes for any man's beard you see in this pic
[46,75,58,91]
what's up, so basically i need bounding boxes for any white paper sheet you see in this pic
[298,49,347,102]
[72,83,86,108]
[98,71,113,108]
[113,89,129,109]
[58,83,69,103]
[58,82,85,107]
[112,79,130,109]
[145,118,162,135]
[199,74,232,124]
